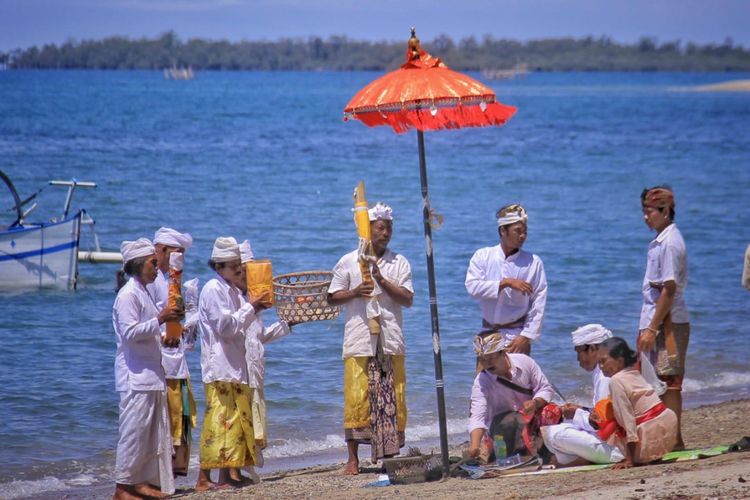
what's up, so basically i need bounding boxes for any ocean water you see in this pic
[1,70,749,498]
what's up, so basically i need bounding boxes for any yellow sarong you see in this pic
[166,378,197,446]
[252,387,267,449]
[199,381,255,469]
[343,355,406,432]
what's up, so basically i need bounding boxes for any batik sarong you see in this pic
[343,355,406,461]
[166,378,197,476]
[115,389,175,494]
[199,381,255,469]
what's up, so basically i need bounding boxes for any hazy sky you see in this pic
[1,0,749,51]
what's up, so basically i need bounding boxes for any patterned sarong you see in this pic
[166,378,197,476]
[199,381,255,469]
[343,355,406,461]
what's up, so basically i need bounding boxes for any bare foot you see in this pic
[113,484,145,500]
[132,483,168,498]
[343,460,359,475]
[194,479,228,492]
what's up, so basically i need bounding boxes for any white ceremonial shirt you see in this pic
[328,248,413,358]
[244,313,290,390]
[465,245,548,341]
[147,269,197,380]
[570,365,611,432]
[113,277,166,392]
[468,353,555,433]
[199,276,256,384]
[639,223,689,329]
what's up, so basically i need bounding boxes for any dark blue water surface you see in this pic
[1,70,749,495]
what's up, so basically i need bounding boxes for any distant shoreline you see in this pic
[3,33,750,72]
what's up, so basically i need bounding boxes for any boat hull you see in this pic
[0,211,82,290]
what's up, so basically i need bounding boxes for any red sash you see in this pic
[596,402,667,440]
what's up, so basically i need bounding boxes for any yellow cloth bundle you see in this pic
[245,259,274,308]
[166,253,184,341]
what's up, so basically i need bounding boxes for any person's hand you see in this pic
[637,328,657,352]
[465,446,480,459]
[250,295,268,312]
[521,399,538,416]
[612,458,634,470]
[506,335,531,354]
[158,305,183,324]
[370,263,383,283]
[354,280,375,297]
[500,278,533,295]
[162,336,180,348]
[562,402,580,420]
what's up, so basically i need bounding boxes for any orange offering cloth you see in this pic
[245,259,274,308]
[166,252,184,341]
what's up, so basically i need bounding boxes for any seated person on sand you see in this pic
[541,324,624,467]
[467,331,555,460]
[597,337,678,469]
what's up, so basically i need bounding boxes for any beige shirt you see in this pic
[328,248,413,358]
[743,244,750,291]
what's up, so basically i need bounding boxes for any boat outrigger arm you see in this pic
[48,179,122,264]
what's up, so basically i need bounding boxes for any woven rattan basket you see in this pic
[272,271,340,323]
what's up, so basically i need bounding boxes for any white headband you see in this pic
[497,206,528,227]
[211,236,240,263]
[368,202,393,222]
[120,237,155,264]
[571,324,613,347]
[153,227,193,249]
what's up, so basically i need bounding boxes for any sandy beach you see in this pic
[163,399,750,500]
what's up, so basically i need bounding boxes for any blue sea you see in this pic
[1,70,749,498]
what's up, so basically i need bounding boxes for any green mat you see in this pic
[660,445,730,462]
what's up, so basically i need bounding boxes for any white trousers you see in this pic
[115,389,175,494]
[542,422,624,465]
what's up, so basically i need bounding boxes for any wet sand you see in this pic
[174,398,750,500]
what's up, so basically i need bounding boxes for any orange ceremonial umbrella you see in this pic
[344,28,517,476]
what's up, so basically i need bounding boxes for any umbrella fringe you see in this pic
[350,102,517,134]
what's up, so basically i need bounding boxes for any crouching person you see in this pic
[541,324,624,466]
[598,337,678,468]
[467,332,555,461]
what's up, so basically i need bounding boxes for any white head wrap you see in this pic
[473,332,512,356]
[497,204,528,227]
[571,324,613,347]
[211,236,240,263]
[239,240,254,264]
[120,238,155,264]
[368,202,393,222]
[153,227,193,249]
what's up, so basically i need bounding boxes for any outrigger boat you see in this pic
[0,170,121,291]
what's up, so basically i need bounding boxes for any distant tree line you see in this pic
[2,31,749,71]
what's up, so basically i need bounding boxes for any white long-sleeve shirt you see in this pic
[198,275,256,384]
[468,353,555,433]
[244,313,290,390]
[328,248,413,358]
[639,223,689,329]
[465,244,547,341]
[570,365,611,432]
[112,277,165,392]
[147,269,198,380]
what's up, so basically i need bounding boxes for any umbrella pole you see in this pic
[416,130,451,477]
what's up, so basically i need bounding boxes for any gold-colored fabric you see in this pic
[166,378,197,445]
[251,386,267,449]
[343,356,406,432]
[199,381,255,469]
[245,260,274,307]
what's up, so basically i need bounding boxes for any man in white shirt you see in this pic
[541,324,624,466]
[327,202,414,475]
[195,237,259,491]
[113,238,182,500]
[467,331,554,460]
[465,204,547,355]
[636,186,689,450]
[147,227,198,477]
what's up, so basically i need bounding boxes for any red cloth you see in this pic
[597,402,668,440]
